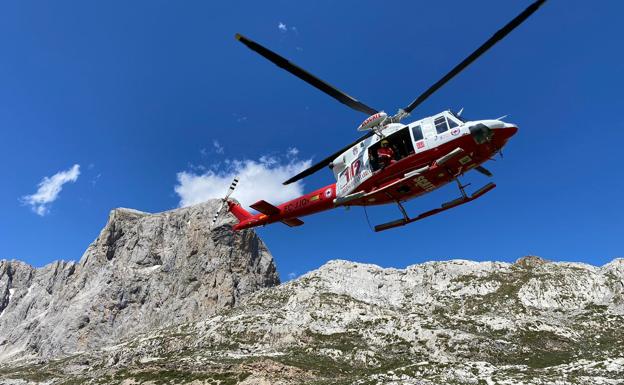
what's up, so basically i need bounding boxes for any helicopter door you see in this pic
[367,127,414,172]
[421,120,436,146]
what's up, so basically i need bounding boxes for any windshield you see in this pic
[449,110,466,123]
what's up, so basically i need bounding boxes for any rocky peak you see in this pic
[0,200,279,362]
[515,255,548,269]
[603,257,624,276]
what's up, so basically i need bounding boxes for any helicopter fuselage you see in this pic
[231,111,517,231]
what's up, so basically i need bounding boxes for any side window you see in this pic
[447,116,459,129]
[411,125,423,141]
[434,116,448,134]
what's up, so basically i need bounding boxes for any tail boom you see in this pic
[227,200,253,222]
[229,184,336,231]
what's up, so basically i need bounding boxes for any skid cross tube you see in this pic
[455,178,471,199]
[396,201,409,221]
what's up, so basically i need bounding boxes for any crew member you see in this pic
[377,140,395,169]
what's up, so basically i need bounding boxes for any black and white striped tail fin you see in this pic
[210,177,239,229]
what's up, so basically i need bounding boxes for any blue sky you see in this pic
[1,1,623,280]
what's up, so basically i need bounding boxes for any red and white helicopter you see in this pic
[212,0,546,232]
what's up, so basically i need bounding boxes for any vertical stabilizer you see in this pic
[228,201,252,222]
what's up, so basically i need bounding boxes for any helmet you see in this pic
[381,140,389,146]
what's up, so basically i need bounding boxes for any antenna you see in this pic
[210,177,239,229]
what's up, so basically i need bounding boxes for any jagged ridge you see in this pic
[2,255,623,384]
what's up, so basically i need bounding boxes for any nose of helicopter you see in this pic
[468,120,518,145]
[479,119,517,132]
[491,123,518,140]
[485,120,518,148]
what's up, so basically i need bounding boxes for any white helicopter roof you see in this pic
[335,110,464,164]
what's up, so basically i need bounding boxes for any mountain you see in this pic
[0,201,279,363]
[1,203,623,384]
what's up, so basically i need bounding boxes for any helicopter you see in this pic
[211,0,546,232]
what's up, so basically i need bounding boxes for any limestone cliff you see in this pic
[0,200,279,362]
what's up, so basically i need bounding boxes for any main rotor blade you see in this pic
[283,131,375,185]
[235,33,378,116]
[402,0,547,115]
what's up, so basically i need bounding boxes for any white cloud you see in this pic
[286,147,299,157]
[174,154,311,210]
[213,140,224,154]
[287,272,298,280]
[91,173,101,187]
[22,164,81,216]
[278,22,299,36]
[232,112,247,123]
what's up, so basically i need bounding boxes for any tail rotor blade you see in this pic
[210,200,225,228]
[210,177,240,229]
[224,177,239,200]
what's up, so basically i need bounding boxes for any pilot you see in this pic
[377,140,395,169]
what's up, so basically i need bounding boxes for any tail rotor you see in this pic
[210,177,239,229]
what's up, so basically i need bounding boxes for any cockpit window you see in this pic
[449,110,466,123]
[447,116,459,129]
[411,125,423,141]
[434,116,448,134]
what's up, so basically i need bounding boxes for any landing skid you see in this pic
[374,182,496,232]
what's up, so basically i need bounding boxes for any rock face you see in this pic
[0,200,279,362]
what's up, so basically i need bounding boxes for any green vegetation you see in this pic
[113,369,250,385]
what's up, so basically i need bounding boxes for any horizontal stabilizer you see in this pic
[281,217,304,227]
[250,200,280,215]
